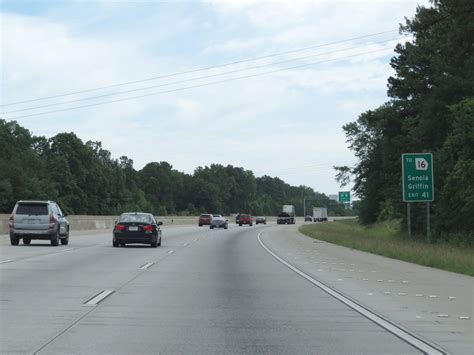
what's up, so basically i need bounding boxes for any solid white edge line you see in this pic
[257,231,448,355]
[84,289,115,306]
[139,262,154,270]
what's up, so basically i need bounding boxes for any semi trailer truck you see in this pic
[312,207,328,222]
[277,205,296,224]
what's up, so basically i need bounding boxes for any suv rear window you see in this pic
[240,214,249,218]
[16,204,49,215]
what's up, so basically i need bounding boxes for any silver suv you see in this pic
[9,200,70,246]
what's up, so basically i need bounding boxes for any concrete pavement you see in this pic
[0,222,469,354]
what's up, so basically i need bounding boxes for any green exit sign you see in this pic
[338,191,350,203]
[402,153,434,202]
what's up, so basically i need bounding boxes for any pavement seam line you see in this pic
[33,244,179,354]
[257,231,449,355]
[4,243,100,264]
[33,307,97,354]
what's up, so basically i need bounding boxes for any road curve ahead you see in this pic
[1,224,432,354]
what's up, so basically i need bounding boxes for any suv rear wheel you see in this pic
[51,231,60,246]
[10,235,20,246]
[60,229,69,245]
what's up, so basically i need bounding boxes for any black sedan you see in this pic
[113,212,162,248]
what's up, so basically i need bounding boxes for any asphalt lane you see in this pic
[1,223,420,354]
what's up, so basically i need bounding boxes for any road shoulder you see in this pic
[259,224,473,355]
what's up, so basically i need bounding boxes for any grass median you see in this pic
[299,219,474,276]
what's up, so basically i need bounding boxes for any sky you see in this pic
[1,0,430,196]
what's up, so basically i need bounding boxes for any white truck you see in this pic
[277,205,296,224]
[312,207,328,222]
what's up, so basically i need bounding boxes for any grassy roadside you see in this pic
[299,219,474,276]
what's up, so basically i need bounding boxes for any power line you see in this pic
[1,37,403,115]
[0,29,399,107]
[254,164,335,175]
[3,46,394,120]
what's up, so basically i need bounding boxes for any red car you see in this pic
[238,214,253,226]
[198,214,212,227]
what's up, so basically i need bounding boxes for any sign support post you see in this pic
[426,202,430,242]
[407,203,411,239]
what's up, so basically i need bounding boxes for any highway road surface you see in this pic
[1,222,472,354]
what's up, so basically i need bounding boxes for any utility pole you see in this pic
[303,196,306,217]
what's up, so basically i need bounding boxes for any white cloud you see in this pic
[1,1,430,194]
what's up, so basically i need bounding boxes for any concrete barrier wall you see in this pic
[0,214,200,235]
[0,215,8,235]
[1,214,279,234]
[0,214,356,234]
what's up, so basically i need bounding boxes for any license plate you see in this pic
[128,226,138,231]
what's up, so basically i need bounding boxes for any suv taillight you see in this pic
[49,213,55,224]
[8,214,14,229]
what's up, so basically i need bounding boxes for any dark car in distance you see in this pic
[198,214,213,226]
[239,214,253,226]
[113,212,162,248]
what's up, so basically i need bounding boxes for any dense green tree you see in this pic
[338,0,473,242]
[0,119,334,217]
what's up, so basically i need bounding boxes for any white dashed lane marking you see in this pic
[139,262,154,270]
[84,289,115,306]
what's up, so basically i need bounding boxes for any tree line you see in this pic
[0,119,350,217]
[335,0,473,243]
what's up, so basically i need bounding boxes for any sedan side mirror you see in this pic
[158,221,163,226]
